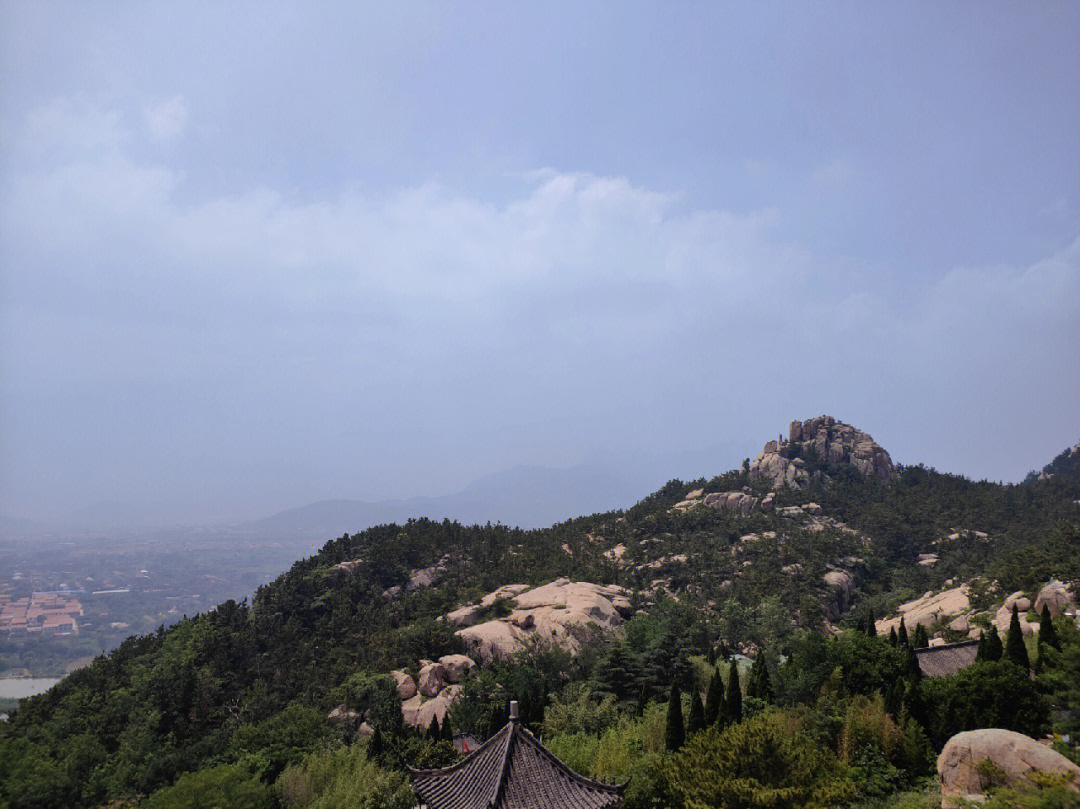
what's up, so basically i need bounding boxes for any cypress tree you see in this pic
[441,713,454,742]
[704,668,724,726]
[368,726,384,760]
[687,690,705,734]
[746,655,772,702]
[889,626,898,647]
[884,680,902,717]
[897,617,908,648]
[595,641,637,703]
[976,630,988,661]
[912,623,929,649]
[1039,604,1060,651]
[665,683,685,751]
[1006,604,1030,669]
[724,661,742,725]
[986,629,1003,661]
[427,715,441,741]
[904,643,922,682]
[866,608,877,636]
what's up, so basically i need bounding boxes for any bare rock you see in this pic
[327,704,360,725]
[457,579,630,663]
[876,585,970,634]
[702,491,760,515]
[415,695,450,731]
[480,584,531,608]
[685,488,704,500]
[822,570,855,613]
[358,721,375,736]
[446,604,482,627]
[391,670,417,700]
[417,662,445,697]
[331,559,363,574]
[750,416,895,489]
[437,654,476,683]
[948,615,970,633]
[938,729,1080,807]
[1034,579,1076,620]
[994,592,1039,635]
[401,694,424,726]
[804,502,823,516]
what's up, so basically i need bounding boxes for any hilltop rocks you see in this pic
[446,604,482,627]
[1034,579,1076,619]
[994,592,1039,636]
[331,559,363,574]
[391,670,417,699]
[455,579,631,663]
[750,415,895,489]
[703,491,760,515]
[876,585,970,633]
[938,729,1080,807]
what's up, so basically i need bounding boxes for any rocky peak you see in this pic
[749,415,895,489]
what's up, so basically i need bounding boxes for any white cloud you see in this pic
[143,95,187,140]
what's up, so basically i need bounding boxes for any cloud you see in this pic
[1,97,1077,518]
[143,95,187,140]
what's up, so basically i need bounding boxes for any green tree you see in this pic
[1006,604,1031,670]
[687,690,706,735]
[986,630,1004,662]
[141,765,274,809]
[427,715,441,742]
[897,617,908,648]
[865,608,876,637]
[724,662,742,725]
[889,626,898,647]
[976,630,989,661]
[1038,605,1060,652]
[665,683,685,752]
[704,668,724,727]
[593,641,639,705]
[911,624,929,649]
[746,655,772,702]
[666,712,855,809]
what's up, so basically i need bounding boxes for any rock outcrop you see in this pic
[994,592,1039,636]
[391,670,417,699]
[937,729,1080,807]
[455,579,631,663]
[437,654,476,684]
[1034,579,1076,620]
[876,585,970,634]
[750,416,895,489]
[417,661,445,697]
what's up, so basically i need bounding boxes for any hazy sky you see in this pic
[2,2,1078,523]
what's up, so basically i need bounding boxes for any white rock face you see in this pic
[876,585,970,633]
[456,579,631,663]
[401,694,424,726]
[480,584,531,608]
[446,604,482,627]
[750,415,895,489]
[391,670,417,699]
[417,662,445,697]
[437,654,476,684]
[937,729,1080,807]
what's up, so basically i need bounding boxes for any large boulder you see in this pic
[327,704,360,726]
[994,592,1039,636]
[417,662,445,697]
[400,694,424,727]
[456,579,631,663]
[480,584,531,608]
[446,604,482,627]
[1034,579,1075,620]
[822,570,855,614]
[438,654,476,683]
[391,670,417,700]
[876,585,970,634]
[937,729,1080,807]
[750,415,895,489]
[702,491,760,515]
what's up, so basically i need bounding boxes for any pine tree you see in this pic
[866,608,876,636]
[912,624,929,649]
[884,680,902,717]
[1039,604,1060,651]
[889,626,898,647]
[427,715,441,741]
[724,661,742,725]
[986,629,1003,661]
[1006,604,1030,669]
[904,643,922,682]
[897,617,908,647]
[746,655,772,702]
[665,683,685,751]
[594,641,638,704]
[687,690,705,734]
[976,630,988,661]
[704,667,724,726]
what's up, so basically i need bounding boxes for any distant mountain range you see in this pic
[2,440,759,538]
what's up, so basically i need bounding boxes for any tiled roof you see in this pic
[915,639,979,677]
[410,711,623,809]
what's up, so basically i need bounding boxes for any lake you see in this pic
[0,677,61,699]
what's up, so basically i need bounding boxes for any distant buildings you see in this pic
[0,593,83,636]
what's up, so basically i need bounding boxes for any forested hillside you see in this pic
[2,421,1078,809]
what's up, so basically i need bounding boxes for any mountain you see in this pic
[3,416,1077,809]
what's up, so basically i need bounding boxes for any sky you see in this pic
[2,1,1078,525]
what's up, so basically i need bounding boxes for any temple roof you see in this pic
[410,704,623,809]
[915,639,980,677]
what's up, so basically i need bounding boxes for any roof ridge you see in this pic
[489,721,517,807]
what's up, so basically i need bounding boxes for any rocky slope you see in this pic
[750,415,895,488]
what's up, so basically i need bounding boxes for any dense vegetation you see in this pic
[1,441,1078,808]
